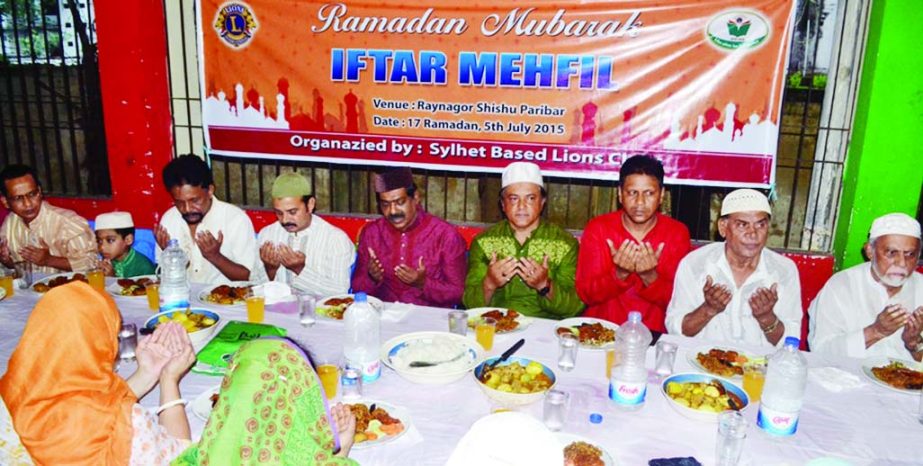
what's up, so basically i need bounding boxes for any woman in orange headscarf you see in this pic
[0,281,196,465]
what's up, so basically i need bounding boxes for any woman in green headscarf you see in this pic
[172,338,358,465]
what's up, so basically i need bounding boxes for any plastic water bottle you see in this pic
[343,292,381,384]
[159,239,190,312]
[757,337,808,436]
[609,311,652,410]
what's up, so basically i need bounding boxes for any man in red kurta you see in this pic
[576,155,691,332]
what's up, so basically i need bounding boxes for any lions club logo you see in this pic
[706,10,770,51]
[214,3,258,48]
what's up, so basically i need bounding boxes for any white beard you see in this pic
[871,261,910,288]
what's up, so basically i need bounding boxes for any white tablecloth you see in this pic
[1,279,922,465]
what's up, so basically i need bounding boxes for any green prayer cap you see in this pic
[271,172,311,199]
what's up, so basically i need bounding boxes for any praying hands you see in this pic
[607,238,665,285]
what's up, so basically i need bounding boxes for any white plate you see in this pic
[381,331,482,384]
[465,307,534,334]
[197,281,253,307]
[556,432,616,466]
[554,317,618,350]
[861,356,923,395]
[29,272,86,294]
[316,294,384,321]
[106,275,158,298]
[349,399,410,449]
[686,345,760,379]
[191,384,222,421]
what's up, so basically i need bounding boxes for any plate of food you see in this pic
[687,345,759,379]
[315,294,384,320]
[554,317,618,350]
[144,308,221,346]
[106,275,158,298]
[661,373,749,422]
[197,282,252,306]
[348,400,409,449]
[30,272,88,293]
[191,384,222,421]
[557,433,616,466]
[862,357,923,394]
[465,307,533,334]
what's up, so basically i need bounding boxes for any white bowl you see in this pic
[474,357,556,407]
[381,331,482,385]
[660,372,750,422]
[144,308,220,346]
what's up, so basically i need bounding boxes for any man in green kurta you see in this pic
[463,162,584,319]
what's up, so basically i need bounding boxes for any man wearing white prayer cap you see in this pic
[463,162,584,319]
[665,189,803,348]
[446,412,564,466]
[810,213,923,361]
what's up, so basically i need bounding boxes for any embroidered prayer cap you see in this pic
[869,213,922,240]
[501,162,544,189]
[373,167,414,193]
[94,212,134,230]
[271,172,311,199]
[720,189,771,216]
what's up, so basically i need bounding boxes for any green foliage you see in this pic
[786,71,828,90]
[0,0,63,61]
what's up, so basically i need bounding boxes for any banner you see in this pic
[199,1,795,186]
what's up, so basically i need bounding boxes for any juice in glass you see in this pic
[0,274,13,297]
[87,269,105,291]
[605,345,615,379]
[742,363,766,402]
[317,364,340,399]
[145,284,160,311]
[475,317,496,351]
[246,295,265,323]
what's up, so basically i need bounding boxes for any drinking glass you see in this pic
[604,343,615,379]
[654,340,678,378]
[145,284,160,311]
[317,357,341,400]
[475,317,496,351]
[543,389,569,431]
[557,332,578,372]
[448,310,468,336]
[13,261,31,288]
[245,295,266,323]
[297,293,317,327]
[0,270,14,297]
[341,364,363,400]
[742,362,767,402]
[118,323,138,362]
[716,410,748,466]
[87,268,105,292]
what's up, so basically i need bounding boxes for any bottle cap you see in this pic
[354,292,367,303]
[784,336,800,348]
[589,413,603,424]
[627,311,641,323]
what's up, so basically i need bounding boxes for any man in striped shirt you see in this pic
[255,172,355,296]
[0,164,97,273]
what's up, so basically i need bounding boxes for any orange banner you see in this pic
[199,0,795,186]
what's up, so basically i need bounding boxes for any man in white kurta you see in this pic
[665,189,802,349]
[809,213,923,361]
[256,172,355,296]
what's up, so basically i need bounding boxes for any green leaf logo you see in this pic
[727,18,751,37]
[707,10,769,51]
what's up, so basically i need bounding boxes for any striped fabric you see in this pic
[0,202,97,273]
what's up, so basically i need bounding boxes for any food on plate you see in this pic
[696,348,748,377]
[665,380,743,413]
[469,309,520,332]
[563,441,604,466]
[556,322,615,346]
[203,284,250,305]
[117,277,157,296]
[871,361,923,390]
[318,296,354,319]
[348,403,405,444]
[155,309,217,333]
[479,361,552,394]
[32,273,88,293]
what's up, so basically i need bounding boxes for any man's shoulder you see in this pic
[539,222,578,245]
[683,241,722,262]
[762,247,799,275]
[419,212,463,240]
[311,215,353,242]
[44,203,90,229]
[585,211,621,231]
[473,221,509,241]
[656,213,691,235]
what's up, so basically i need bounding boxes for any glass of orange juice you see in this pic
[0,272,14,297]
[246,295,266,323]
[742,362,767,402]
[317,360,341,400]
[476,317,497,351]
[87,268,105,292]
[145,284,160,311]
[604,344,616,379]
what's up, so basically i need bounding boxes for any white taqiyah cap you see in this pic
[445,411,563,466]
[869,213,921,240]
[501,162,544,189]
[94,212,134,230]
[720,189,772,216]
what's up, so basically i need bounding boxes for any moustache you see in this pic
[182,212,204,224]
[388,214,406,223]
[281,222,298,229]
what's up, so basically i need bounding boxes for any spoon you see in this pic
[486,338,526,371]
[409,351,468,368]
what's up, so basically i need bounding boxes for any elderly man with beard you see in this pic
[463,162,583,319]
[255,172,354,296]
[351,167,467,308]
[154,154,258,283]
[666,189,802,348]
[809,213,923,361]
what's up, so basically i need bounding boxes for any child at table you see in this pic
[95,211,156,277]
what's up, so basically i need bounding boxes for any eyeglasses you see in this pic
[7,189,40,205]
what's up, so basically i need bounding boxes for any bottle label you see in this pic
[757,405,799,436]
[359,360,381,384]
[159,298,190,312]
[608,379,646,406]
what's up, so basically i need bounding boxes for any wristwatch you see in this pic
[537,283,551,297]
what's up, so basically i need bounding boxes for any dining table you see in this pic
[1,277,922,466]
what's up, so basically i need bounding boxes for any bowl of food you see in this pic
[661,373,749,422]
[381,331,482,385]
[474,356,556,407]
[144,308,220,346]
